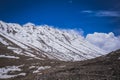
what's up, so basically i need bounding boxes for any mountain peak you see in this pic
[23,22,35,27]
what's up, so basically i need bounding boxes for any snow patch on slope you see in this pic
[33,66,51,73]
[0,65,26,79]
[0,55,19,59]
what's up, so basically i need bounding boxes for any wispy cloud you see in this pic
[81,10,120,17]
[81,10,93,13]
[96,11,120,17]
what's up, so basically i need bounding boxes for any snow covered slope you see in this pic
[0,21,106,61]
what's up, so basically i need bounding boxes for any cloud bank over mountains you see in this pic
[58,27,120,53]
[86,32,120,52]
[34,23,120,52]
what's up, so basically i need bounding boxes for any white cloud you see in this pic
[86,32,120,52]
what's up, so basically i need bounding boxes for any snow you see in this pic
[29,66,36,69]
[7,45,22,55]
[0,37,9,45]
[17,73,26,76]
[0,32,29,49]
[0,55,19,59]
[0,65,26,79]
[24,52,44,60]
[33,66,51,73]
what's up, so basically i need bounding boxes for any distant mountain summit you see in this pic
[0,21,106,61]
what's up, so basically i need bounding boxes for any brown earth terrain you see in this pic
[0,42,120,80]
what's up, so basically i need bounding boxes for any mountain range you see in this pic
[0,21,106,61]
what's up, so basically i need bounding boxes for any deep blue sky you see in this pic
[0,0,120,36]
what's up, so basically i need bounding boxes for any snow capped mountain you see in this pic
[0,21,106,61]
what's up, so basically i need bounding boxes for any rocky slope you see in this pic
[35,49,120,80]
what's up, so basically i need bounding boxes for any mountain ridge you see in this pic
[0,21,106,61]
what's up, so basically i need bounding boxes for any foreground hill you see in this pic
[35,49,120,80]
[0,41,120,80]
